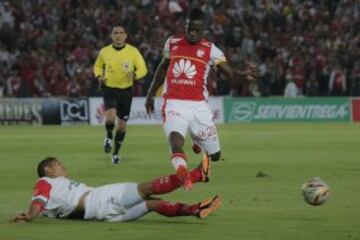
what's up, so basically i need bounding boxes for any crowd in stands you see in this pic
[0,0,359,98]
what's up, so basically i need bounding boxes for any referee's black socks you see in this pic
[114,131,126,155]
[105,121,115,139]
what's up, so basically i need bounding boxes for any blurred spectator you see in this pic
[6,69,21,97]
[329,63,347,96]
[350,61,360,96]
[0,81,4,97]
[305,72,320,96]
[67,79,81,97]
[284,69,300,98]
[0,1,15,28]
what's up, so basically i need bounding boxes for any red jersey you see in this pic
[162,36,226,101]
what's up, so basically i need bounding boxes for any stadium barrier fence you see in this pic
[0,97,358,125]
[224,97,352,123]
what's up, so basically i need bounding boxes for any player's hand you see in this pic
[98,76,107,84]
[237,62,260,82]
[127,72,136,81]
[12,213,30,223]
[97,76,107,92]
[145,97,155,114]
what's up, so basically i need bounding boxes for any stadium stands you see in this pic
[0,0,359,98]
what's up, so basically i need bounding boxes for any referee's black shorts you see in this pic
[103,86,133,121]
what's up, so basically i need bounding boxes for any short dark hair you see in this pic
[37,157,57,177]
[187,8,205,22]
[112,24,126,31]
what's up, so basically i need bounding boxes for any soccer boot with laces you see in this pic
[103,138,112,153]
[176,165,193,191]
[197,195,222,219]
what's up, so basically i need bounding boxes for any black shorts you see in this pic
[103,86,133,121]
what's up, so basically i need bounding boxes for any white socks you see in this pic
[171,156,187,170]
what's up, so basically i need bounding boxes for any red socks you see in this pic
[151,174,180,194]
[151,168,202,194]
[155,201,199,217]
[190,168,202,183]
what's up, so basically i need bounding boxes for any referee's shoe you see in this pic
[103,138,112,153]
[112,155,120,164]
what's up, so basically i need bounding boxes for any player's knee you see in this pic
[209,151,221,162]
[105,109,116,120]
[169,132,185,149]
[117,120,127,131]
[137,183,151,199]
[146,199,162,212]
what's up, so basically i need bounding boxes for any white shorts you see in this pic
[84,183,144,222]
[162,99,220,155]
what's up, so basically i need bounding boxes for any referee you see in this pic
[94,25,147,164]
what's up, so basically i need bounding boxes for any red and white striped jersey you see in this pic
[162,36,226,101]
[31,177,93,218]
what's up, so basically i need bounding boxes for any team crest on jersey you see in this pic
[122,62,130,70]
[170,38,182,44]
[172,59,196,79]
[196,49,205,58]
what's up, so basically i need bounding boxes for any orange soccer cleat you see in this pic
[197,195,222,219]
[199,154,210,182]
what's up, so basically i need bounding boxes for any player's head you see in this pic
[111,24,127,47]
[37,157,68,178]
[185,8,206,44]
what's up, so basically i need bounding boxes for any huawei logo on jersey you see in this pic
[172,59,197,79]
[196,49,205,57]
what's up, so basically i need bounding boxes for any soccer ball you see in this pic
[301,177,330,206]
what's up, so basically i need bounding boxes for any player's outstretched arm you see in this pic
[12,202,42,223]
[217,61,260,83]
[145,57,170,114]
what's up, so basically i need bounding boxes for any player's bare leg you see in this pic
[169,132,193,190]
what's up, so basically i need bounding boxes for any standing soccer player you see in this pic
[94,25,147,164]
[145,9,259,190]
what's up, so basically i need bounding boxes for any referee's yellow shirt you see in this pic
[94,44,148,89]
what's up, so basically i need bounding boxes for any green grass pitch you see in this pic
[0,123,359,240]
